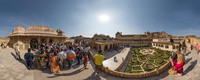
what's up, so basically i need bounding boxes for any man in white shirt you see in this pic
[15,44,22,60]
[84,45,91,60]
[57,48,67,70]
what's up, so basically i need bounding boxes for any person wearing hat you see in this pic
[15,43,22,60]
[94,50,106,72]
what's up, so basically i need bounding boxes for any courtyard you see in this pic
[0,47,200,80]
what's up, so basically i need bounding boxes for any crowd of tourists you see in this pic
[17,41,92,73]
[16,40,107,74]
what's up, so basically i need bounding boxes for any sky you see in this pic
[0,0,200,38]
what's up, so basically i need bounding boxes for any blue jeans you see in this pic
[76,57,80,65]
[68,60,74,69]
[87,52,91,60]
[26,60,33,69]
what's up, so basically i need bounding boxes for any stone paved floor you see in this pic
[0,48,200,80]
[102,48,130,70]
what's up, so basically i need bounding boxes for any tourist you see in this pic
[24,48,35,70]
[1,42,4,49]
[76,48,82,65]
[67,46,76,69]
[179,42,182,52]
[57,48,67,70]
[83,53,88,69]
[15,44,22,60]
[39,50,47,70]
[94,50,106,72]
[196,43,199,55]
[84,45,91,60]
[191,44,193,51]
[183,47,187,55]
[170,52,185,77]
[171,50,181,60]
[50,52,62,74]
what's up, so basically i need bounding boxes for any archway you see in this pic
[49,39,53,44]
[30,38,38,49]
[104,45,108,51]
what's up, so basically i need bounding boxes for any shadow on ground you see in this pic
[185,57,192,64]
[183,60,197,75]
[185,52,191,56]
[47,67,85,78]
[84,72,101,80]
[11,52,26,67]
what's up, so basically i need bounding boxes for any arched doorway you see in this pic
[104,45,108,51]
[30,38,38,49]
[49,39,53,44]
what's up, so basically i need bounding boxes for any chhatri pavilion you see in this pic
[8,24,67,50]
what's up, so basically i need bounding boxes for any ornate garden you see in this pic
[125,47,172,73]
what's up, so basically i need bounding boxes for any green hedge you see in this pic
[149,59,154,63]
[161,55,169,59]
[125,64,132,73]
[133,66,141,70]
[138,53,145,57]
[148,55,157,59]
[155,58,163,64]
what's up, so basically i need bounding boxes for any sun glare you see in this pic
[99,14,110,22]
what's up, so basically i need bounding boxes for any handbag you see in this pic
[57,57,63,66]
[168,67,177,75]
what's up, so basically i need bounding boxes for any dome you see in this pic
[13,24,25,33]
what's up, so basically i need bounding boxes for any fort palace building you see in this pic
[7,24,67,50]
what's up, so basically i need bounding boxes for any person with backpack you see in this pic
[67,46,76,69]
[57,48,67,70]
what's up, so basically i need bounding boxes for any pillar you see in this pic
[101,44,105,52]
[47,37,49,43]
[97,44,99,51]
[108,44,110,50]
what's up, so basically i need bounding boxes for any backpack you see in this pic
[57,57,62,66]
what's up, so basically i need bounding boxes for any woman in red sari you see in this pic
[170,51,185,77]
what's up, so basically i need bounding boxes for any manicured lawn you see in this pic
[149,59,154,63]
[133,66,141,70]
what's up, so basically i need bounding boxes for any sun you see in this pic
[99,14,110,22]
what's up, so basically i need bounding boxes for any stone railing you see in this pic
[89,51,170,78]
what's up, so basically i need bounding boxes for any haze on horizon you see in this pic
[0,0,200,38]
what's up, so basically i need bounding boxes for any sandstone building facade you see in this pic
[8,24,67,50]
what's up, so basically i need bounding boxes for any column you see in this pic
[101,44,105,52]
[97,44,99,51]
[47,37,49,43]
[108,44,110,50]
